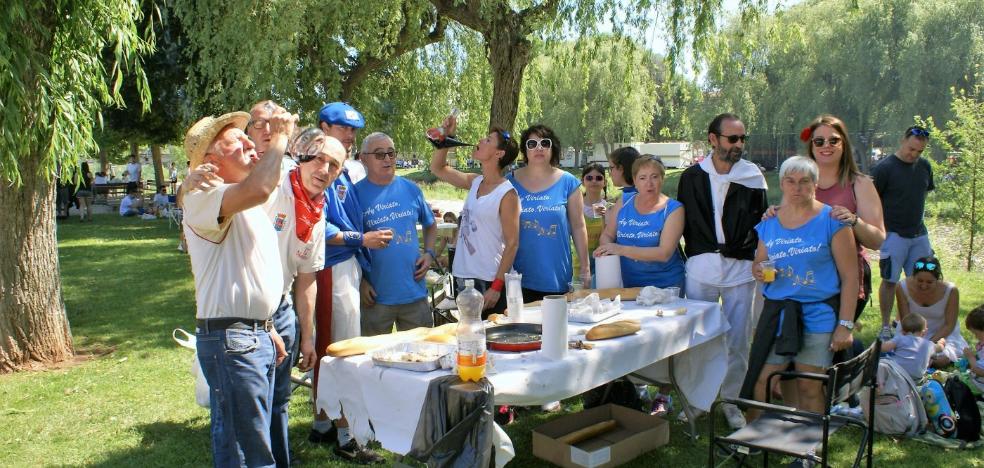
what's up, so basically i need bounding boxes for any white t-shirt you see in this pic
[264,171,326,295]
[452,176,517,282]
[345,159,366,184]
[119,195,138,215]
[183,184,283,320]
[126,162,141,183]
[153,193,169,207]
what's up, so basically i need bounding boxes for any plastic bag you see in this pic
[173,329,210,408]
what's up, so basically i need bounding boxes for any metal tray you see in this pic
[370,342,455,372]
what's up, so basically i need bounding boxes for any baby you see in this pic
[882,312,945,381]
[962,305,984,393]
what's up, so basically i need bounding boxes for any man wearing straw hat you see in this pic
[182,108,296,467]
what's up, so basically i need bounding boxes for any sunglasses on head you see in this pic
[914,261,938,271]
[584,175,604,182]
[526,138,552,150]
[812,136,842,147]
[717,134,747,144]
[366,150,398,160]
[499,130,511,141]
[907,127,931,138]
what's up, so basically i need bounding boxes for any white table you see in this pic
[316,298,730,459]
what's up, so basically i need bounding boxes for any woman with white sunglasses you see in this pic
[507,124,590,302]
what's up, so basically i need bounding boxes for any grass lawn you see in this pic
[0,208,982,467]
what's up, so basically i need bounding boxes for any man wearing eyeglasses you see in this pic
[355,132,438,336]
[676,112,768,430]
[872,126,935,341]
[248,100,299,172]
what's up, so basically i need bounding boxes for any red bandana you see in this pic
[289,168,324,243]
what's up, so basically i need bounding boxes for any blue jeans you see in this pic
[197,323,276,468]
[271,298,298,467]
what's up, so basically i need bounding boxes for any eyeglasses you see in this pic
[366,150,398,160]
[812,136,843,147]
[914,261,938,271]
[584,175,604,182]
[248,119,269,129]
[907,127,931,138]
[526,138,552,150]
[717,134,747,144]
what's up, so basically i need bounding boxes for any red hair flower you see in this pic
[799,127,812,143]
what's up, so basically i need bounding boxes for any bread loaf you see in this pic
[585,320,641,340]
[326,323,461,357]
[557,419,617,445]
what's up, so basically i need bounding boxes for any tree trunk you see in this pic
[129,141,139,160]
[485,24,532,131]
[0,156,74,373]
[99,146,109,175]
[968,171,977,271]
[151,144,165,189]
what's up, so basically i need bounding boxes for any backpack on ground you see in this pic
[944,374,982,442]
[861,359,927,437]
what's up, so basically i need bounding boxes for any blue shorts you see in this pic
[879,232,933,283]
[765,332,834,368]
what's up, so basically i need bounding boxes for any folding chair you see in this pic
[708,339,881,468]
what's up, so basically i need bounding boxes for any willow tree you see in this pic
[0,1,151,372]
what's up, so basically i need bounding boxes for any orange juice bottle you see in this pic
[456,280,487,382]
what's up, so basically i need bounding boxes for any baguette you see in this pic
[557,419,617,445]
[585,320,641,340]
[326,327,429,357]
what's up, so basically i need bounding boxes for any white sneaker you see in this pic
[722,403,747,429]
[541,401,562,412]
[677,406,705,423]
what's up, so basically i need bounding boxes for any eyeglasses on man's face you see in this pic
[717,134,747,144]
[366,150,398,160]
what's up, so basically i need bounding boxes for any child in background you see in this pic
[882,312,945,382]
[962,305,984,393]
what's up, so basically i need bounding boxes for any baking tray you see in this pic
[487,323,542,352]
[370,342,455,372]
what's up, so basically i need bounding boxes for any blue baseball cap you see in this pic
[318,102,365,129]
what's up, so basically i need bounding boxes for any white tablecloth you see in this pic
[316,298,730,457]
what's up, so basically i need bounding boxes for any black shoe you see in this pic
[333,439,385,465]
[308,425,337,445]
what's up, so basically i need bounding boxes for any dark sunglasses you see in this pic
[366,150,398,160]
[717,134,747,144]
[812,137,843,147]
[914,261,938,271]
[526,138,552,149]
[583,175,604,181]
[907,127,931,138]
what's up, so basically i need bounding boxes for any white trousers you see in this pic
[331,256,362,342]
[686,277,757,400]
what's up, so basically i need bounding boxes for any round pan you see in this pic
[486,323,542,352]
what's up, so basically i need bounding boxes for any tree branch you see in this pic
[428,0,489,32]
[339,5,449,101]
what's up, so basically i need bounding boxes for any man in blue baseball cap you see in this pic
[310,101,388,464]
[319,102,366,183]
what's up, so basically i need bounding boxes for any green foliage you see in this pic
[693,0,984,146]
[921,86,984,271]
[0,0,152,185]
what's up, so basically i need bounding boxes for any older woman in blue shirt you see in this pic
[742,156,858,417]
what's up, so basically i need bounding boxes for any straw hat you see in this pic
[184,112,250,170]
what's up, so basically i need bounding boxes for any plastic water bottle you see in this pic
[456,280,487,382]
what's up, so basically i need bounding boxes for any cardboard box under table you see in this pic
[533,404,669,468]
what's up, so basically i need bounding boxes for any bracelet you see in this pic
[342,231,363,247]
[425,248,437,260]
[490,279,505,292]
[850,215,859,227]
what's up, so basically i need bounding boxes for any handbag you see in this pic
[172,328,211,408]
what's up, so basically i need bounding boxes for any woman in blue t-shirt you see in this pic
[593,156,685,289]
[742,156,858,418]
[507,124,590,302]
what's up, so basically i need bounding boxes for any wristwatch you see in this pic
[838,319,855,330]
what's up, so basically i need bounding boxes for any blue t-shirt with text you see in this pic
[616,196,685,288]
[508,171,580,292]
[355,177,435,305]
[755,204,847,333]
